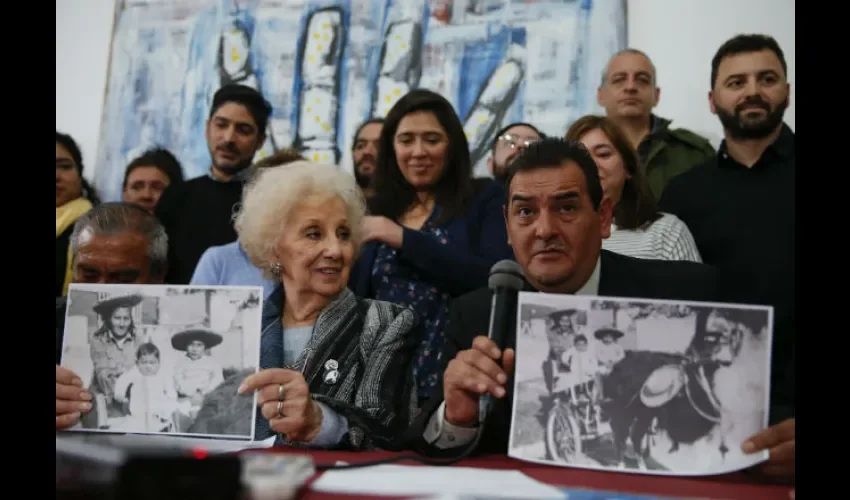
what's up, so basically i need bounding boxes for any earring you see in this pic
[270,262,281,276]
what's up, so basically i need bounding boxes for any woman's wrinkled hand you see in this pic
[238,368,323,443]
[56,365,92,429]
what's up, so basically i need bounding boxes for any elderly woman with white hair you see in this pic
[234,161,419,450]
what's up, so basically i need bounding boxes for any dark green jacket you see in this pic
[638,115,715,201]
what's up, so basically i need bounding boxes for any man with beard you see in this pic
[351,118,383,200]
[597,49,715,201]
[659,34,795,486]
[486,122,543,181]
[155,84,272,284]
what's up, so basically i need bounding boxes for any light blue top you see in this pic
[282,325,348,447]
[190,241,277,299]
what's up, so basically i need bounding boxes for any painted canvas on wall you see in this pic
[94,0,627,202]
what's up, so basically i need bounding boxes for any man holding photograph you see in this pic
[55,202,168,430]
[406,137,794,485]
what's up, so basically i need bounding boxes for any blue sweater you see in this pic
[190,241,277,299]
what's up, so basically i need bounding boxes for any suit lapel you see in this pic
[599,250,624,297]
[598,250,642,297]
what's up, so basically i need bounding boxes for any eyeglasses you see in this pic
[497,134,539,150]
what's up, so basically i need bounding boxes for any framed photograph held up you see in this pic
[60,283,263,440]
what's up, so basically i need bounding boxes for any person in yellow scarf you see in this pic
[56,132,101,297]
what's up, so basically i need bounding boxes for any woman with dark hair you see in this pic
[56,131,102,297]
[565,116,701,262]
[348,89,514,405]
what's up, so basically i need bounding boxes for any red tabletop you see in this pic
[253,449,792,500]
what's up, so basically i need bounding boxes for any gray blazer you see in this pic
[255,286,419,450]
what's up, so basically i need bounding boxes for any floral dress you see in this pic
[371,210,452,404]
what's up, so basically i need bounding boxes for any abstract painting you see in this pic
[94,0,627,202]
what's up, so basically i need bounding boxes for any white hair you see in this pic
[70,202,168,277]
[234,161,367,280]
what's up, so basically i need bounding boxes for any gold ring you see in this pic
[275,400,284,419]
[277,383,285,401]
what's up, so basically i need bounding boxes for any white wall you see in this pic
[56,0,116,180]
[627,0,795,146]
[56,0,795,182]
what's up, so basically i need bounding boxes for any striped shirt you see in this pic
[602,212,702,262]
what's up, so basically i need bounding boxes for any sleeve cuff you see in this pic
[422,401,480,449]
[306,401,349,448]
[400,227,427,258]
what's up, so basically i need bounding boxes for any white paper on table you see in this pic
[311,464,565,499]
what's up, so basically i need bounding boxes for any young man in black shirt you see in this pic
[155,84,272,284]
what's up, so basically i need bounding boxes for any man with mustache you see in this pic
[407,137,720,451]
[351,118,384,200]
[407,137,795,488]
[155,84,272,284]
[597,49,715,201]
[486,122,543,181]
[659,34,795,486]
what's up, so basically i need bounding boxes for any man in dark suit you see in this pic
[406,137,793,484]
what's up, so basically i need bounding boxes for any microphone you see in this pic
[479,260,525,425]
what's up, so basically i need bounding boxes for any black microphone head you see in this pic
[488,260,525,292]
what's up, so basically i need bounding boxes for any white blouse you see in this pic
[603,212,702,262]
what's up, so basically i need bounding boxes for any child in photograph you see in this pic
[560,335,602,403]
[113,342,179,432]
[542,309,583,392]
[594,327,626,375]
[171,328,225,418]
[562,335,600,383]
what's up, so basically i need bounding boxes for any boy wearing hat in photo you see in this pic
[172,329,225,415]
[561,335,600,383]
[594,327,626,375]
[559,334,601,404]
[113,342,179,432]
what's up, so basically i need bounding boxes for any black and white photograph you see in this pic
[59,284,263,440]
[509,292,773,476]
